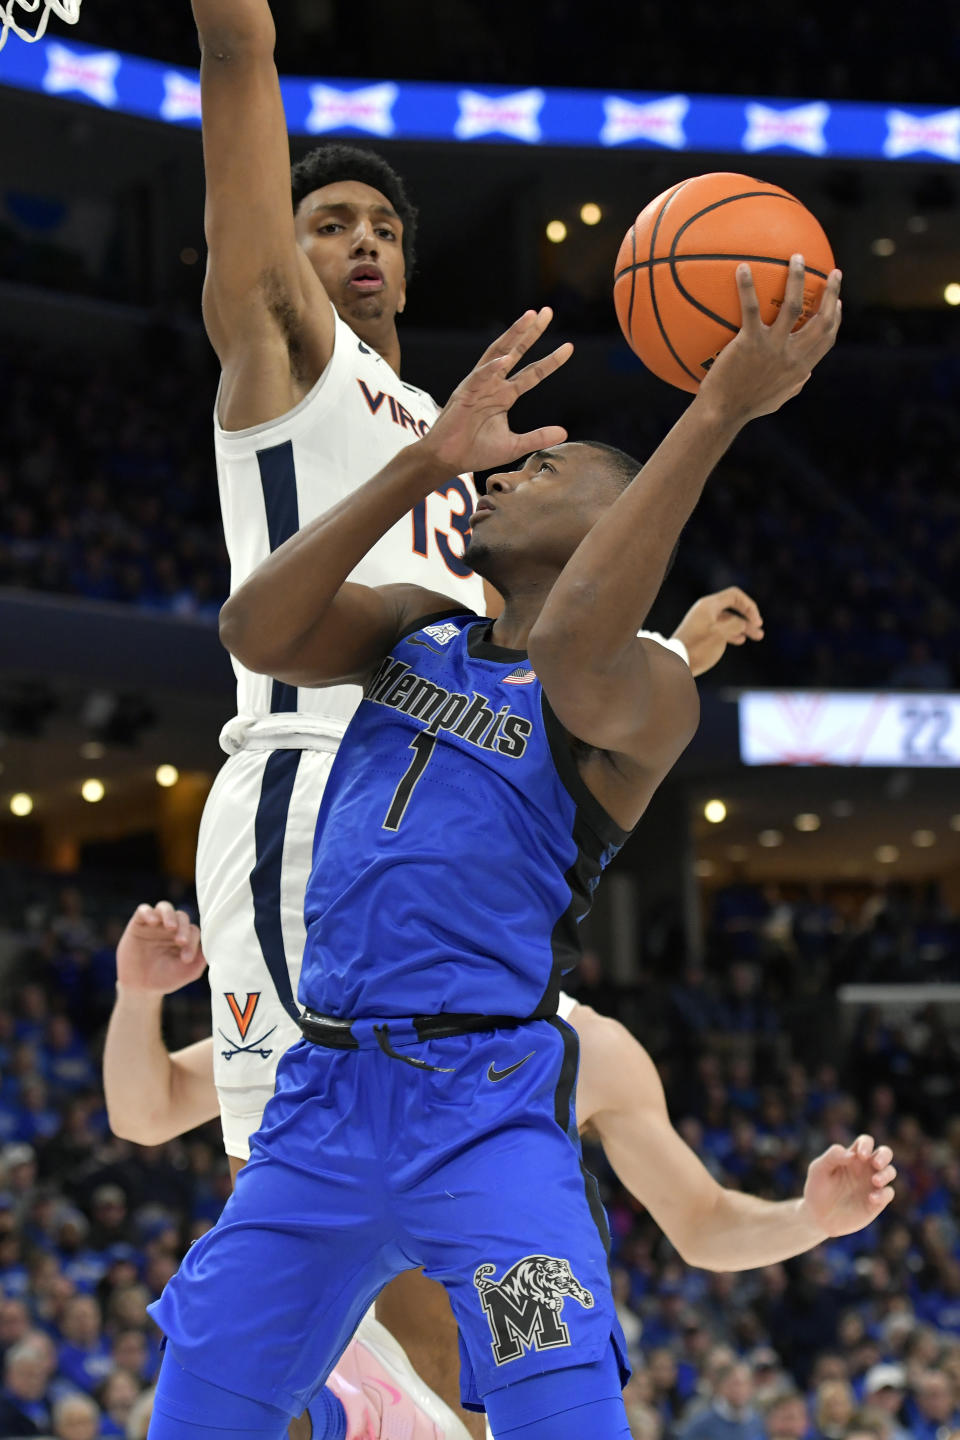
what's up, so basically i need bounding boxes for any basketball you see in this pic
[613,172,836,394]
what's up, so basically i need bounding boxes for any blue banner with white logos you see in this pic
[2,33,959,162]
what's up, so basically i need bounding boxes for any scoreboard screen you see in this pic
[738,692,960,767]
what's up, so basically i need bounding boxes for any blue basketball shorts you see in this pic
[149,1016,629,1417]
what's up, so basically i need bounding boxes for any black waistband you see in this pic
[298,1008,526,1049]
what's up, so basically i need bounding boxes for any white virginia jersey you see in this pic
[215,305,485,753]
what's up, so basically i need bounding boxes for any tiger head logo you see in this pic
[474,1255,594,1365]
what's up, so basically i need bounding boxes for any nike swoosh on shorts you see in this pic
[487,1053,535,1083]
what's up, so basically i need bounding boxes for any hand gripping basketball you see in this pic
[696,256,842,423]
[422,308,573,476]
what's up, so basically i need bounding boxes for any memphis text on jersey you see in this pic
[364,652,533,760]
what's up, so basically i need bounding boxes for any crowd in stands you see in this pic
[0,871,957,1437]
[3,338,959,693]
[74,0,960,105]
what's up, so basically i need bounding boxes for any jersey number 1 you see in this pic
[383,731,438,831]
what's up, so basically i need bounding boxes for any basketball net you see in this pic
[0,0,82,52]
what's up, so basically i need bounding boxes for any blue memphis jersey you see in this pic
[301,612,629,1020]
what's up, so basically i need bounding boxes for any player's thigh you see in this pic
[402,1025,629,1414]
[198,748,334,1150]
[150,1056,402,1418]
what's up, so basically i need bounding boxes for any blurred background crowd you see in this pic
[0,878,958,1438]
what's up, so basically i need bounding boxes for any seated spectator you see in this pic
[52,1390,101,1440]
[861,1364,909,1440]
[814,1379,856,1439]
[761,1385,809,1440]
[56,1293,112,1393]
[96,1367,141,1437]
[905,1369,960,1440]
[0,1299,30,1366]
[681,1363,764,1440]
[0,1334,55,1437]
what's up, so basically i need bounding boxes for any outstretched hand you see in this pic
[802,1134,897,1237]
[116,901,207,996]
[673,586,764,677]
[697,256,842,423]
[423,308,573,476]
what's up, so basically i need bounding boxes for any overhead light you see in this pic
[545,219,567,244]
[80,741,105,760]
[704,799,727,824]
[155,764,180,789]
[944,282,960,307]
[875,845,899,864]
[580,202,602,226]
[180,246,199,266]
[81,778,105,804]
[9,793,33,817]
[912,830,936,847]
[758,829,783,848]
[830,800,853,818]
[906,214,929,234]
[694,859,715,878]
[870,237,896,257]
[794,812,821,832]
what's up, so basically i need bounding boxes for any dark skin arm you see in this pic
[192,0,334,424]
[219,308,573,684]
[526,257,842,827]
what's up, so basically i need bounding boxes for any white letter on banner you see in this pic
[306,82,398,137]
[454,89,545,143]
[884,108,960,161]
[160,72,202,123]
[742,101,829,155]
[600,94,689,149]
[43,43,121,108]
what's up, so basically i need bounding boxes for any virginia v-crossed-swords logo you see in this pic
[218,993,277,1062]
[474,1255,594,1365]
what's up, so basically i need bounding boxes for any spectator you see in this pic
[761,1386,810,1440]
[907,1370,960,1440]
[814,1380,856,1439]
[52,1391,101,1440]
[861,1364,909,1440]
[96,1368,141,1437]
[0,1335,55,1437]
[56,1293,112,1393]
[682,1363,764,1440]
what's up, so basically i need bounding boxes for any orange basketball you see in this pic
[613,172,835,394]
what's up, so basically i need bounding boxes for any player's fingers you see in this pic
[873,1164,897,1188]
[851,1133,875,1159]
[154,900,178,928]
[510,424,569,455]
[501,307,558,375]
[717,587,763,629]
[872,1145,893,1170]
[174,909,193,946]
[182,924,204,963]
[797,269,842,353]
[869,1186,895,1208]
[133,903,159,926]
[510,341,575,398]
[735,264,763,329]
[773,254,806,334]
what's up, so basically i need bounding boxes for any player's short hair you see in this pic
[291,143,418,274]
[580,440,643,492]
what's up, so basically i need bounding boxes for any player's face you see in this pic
[295,180,407,329]
[466,444,617,578]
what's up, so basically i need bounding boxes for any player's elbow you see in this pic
[219,593,268,672]
[106,1102,175,1148]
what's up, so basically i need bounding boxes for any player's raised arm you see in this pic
[219,308,571,686]
[527,258,841,813]
[192,0,332,380]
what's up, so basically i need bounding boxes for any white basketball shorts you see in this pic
[195,744,336,1159]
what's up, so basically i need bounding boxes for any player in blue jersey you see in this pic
[147,268,841,1440]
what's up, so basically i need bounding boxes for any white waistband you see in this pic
[233,731,343,755]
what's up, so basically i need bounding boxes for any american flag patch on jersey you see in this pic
[503,665,536,685]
